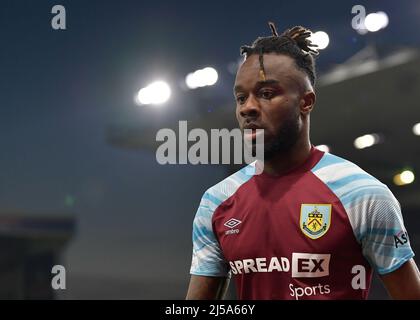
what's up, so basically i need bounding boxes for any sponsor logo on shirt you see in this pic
[229,253,330,278]
[394,230,409,248]
[224,218,242,235]
[289,283,331,300]
[300,204,332,239]
[229,257,290,274]
[291,253,330,278]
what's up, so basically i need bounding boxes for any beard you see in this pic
[263,111,301,160]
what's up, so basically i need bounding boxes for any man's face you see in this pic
[234,53,309,158]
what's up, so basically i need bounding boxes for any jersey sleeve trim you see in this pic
[377,252,415,275]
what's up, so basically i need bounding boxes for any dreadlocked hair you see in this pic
[240,22,319,86]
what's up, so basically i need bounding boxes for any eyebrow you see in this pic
[233,79,280,93]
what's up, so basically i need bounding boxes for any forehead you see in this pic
[234,53,305,90]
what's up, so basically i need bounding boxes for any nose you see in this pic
[239,94,260,119]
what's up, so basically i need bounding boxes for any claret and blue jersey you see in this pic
[190,146,414,299]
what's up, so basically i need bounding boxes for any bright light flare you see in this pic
[316,144,330,153]
[354,134,380,149]
[365,12,389,32]
[309,31,330,50]
[135,81,171,105]
[412,123,420,136]
[185,67,218,89]
[393,170,415,186]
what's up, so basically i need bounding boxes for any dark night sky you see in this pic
[1,0,420,298]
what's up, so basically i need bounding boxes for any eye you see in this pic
[259,89,274,100]
[236,95,247,105]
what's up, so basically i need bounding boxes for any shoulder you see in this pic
[198,163,256,217]
[310,152,404,244]
[311,152,395,208]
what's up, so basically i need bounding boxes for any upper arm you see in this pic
[380,258,420,299]
[186,275,230,300]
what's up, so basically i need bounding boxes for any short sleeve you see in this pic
[190,192,230,277]
[310,152,415,275]
[359,188,415,275]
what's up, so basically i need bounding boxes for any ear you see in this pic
[300,91,316,115]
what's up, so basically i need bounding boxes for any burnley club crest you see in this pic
[300,204,332,239]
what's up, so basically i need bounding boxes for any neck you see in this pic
[262,134,312,176]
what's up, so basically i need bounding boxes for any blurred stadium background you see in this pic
[0,0,419,299]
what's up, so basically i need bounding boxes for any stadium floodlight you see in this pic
[353,133,380,149]
[393,170,415,186]
[365,12,389,32]
[185,67,218,89]
[412,123,420,136]
[309,31,329,50]
[135,81,171,105]
[316,144,330,153]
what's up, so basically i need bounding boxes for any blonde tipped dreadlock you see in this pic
[240,21,319,86]
[283,25,319,55]
[258,48,266,81]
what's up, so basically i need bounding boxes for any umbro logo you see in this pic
[224,218,242,229]
[224,218,242,235]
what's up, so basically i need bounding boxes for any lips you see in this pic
[243,122,263,130]
[243,122,265,141]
